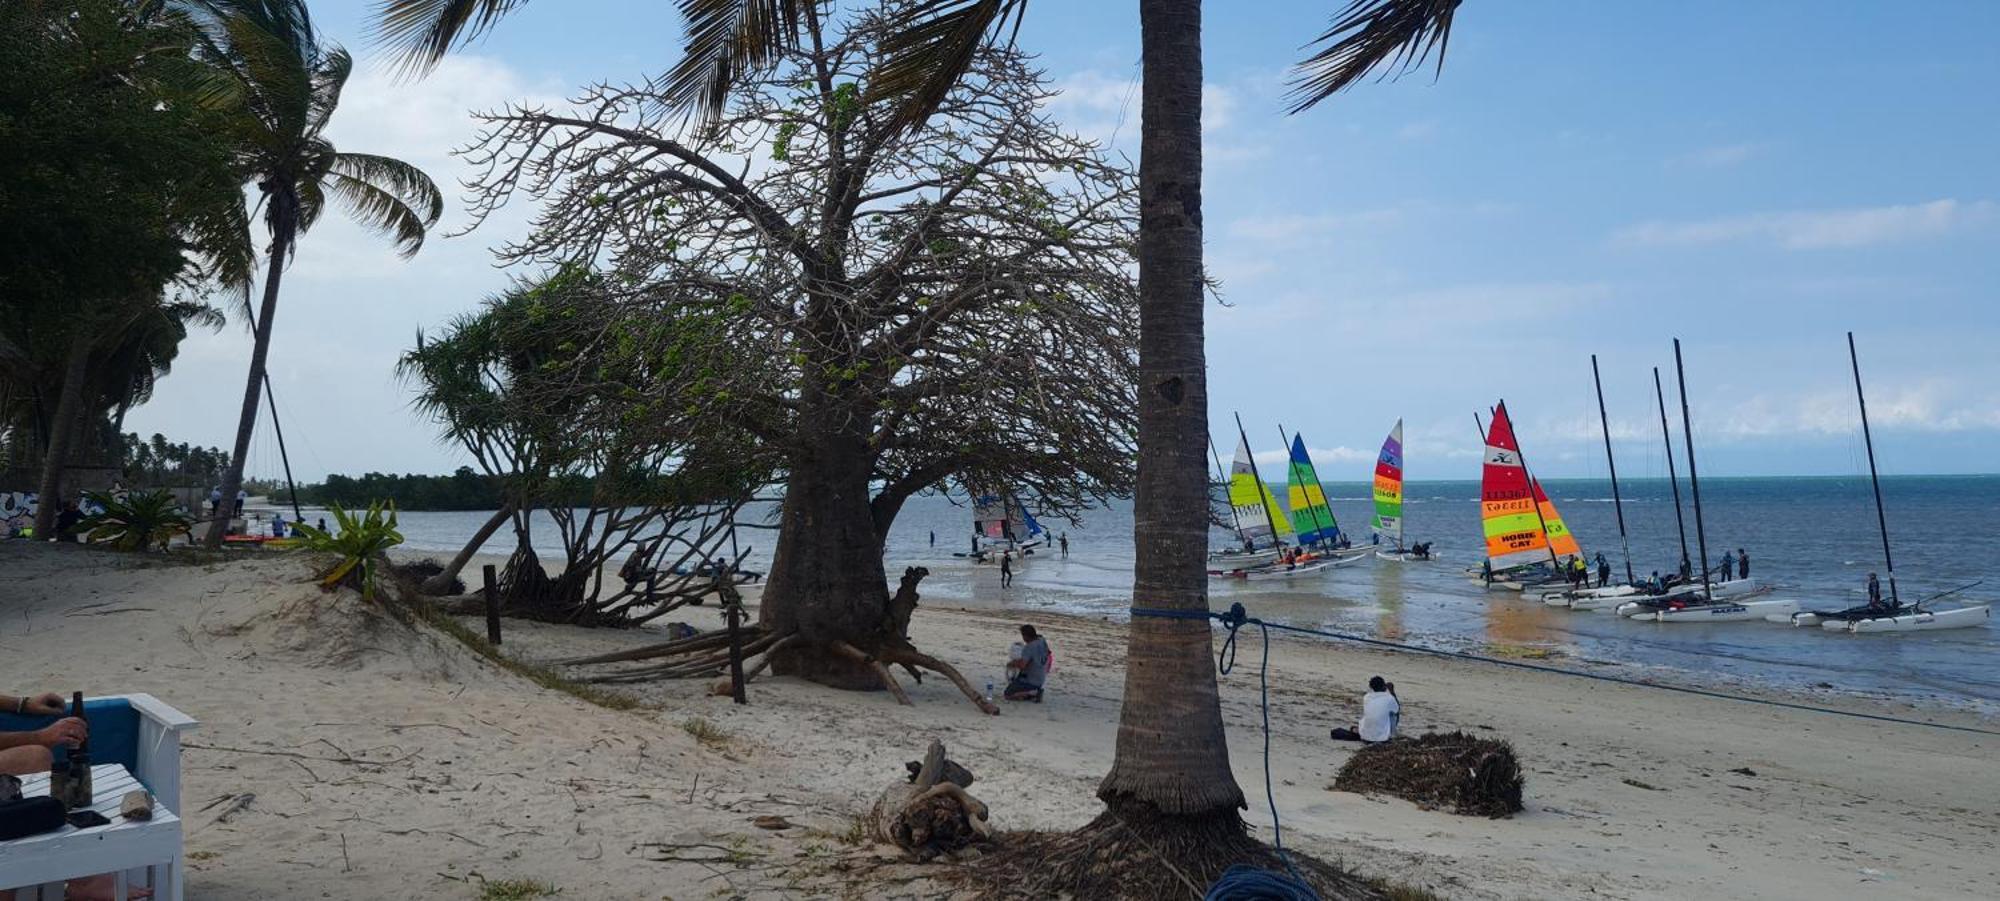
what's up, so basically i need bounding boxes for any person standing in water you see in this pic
[999,552,1013,589]
[1059,532,1069,557]
[928,530,935,547]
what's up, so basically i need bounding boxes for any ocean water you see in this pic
[384,475,2000,712]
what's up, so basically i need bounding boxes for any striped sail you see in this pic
[1533,478,1581,559]
[1228,435,1293,543]
[1481,403,1552,569]
[1372,420,1404,547]
[1284,433,1340,545]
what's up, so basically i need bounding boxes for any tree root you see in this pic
[878,645,998,715]
[964,799,1391,900]
[833,641,912,706]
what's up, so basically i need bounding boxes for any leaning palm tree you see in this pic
[375,0,1461,891]
[197,0,443,548]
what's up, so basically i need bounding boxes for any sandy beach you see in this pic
[3,541,1995,900]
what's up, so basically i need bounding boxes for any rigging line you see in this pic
[1128,605,2000,739]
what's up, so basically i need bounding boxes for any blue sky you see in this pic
[127,0,2000,481]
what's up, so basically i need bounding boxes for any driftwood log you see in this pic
[870,740,990,861]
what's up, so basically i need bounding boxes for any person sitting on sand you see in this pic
[1,692,149,901]
[1330,676,1401,743]
[1003,625,1050,701]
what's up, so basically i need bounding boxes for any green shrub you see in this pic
[278,501,403,601]
[79,490,191,551]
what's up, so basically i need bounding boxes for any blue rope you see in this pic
[1204,864,1320,901]
[1133,602,1311,894]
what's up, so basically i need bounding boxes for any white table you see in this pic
[1,763,182,901]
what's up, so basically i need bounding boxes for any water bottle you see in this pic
[984,682,995,704]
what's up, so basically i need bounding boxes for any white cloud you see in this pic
[1045,70,1263,160]
[1706,381,2000,438]
[1396,119,1439,141]
[1614,199,1994,250]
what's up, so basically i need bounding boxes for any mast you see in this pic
[1672,340,1713,602]
[1277,425,1339,547]
[1592,355,1636,585]
[1848,332,1900,606]
[1235,412,1285,548]
[1652,367,1692,575]
[1211,436,1245,542]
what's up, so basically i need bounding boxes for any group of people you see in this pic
[206,486,247,518]
[2,691,151,900]
[1,494,87,542]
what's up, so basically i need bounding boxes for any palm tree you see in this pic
[374,0,1461,886]
[196,0,443,548]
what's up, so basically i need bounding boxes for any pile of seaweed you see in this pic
[1332,731,1524,818]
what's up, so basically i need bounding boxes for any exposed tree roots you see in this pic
[966,800,1388,900]
[543,566,996,713]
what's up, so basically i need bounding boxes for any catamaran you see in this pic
[1372,420,1429,562]
[1546,356,1650,608]
[1782,333,1992,632]
[966,491,1046,560]
[1474,402,1581,591]
[1281,430,1373,562]
[1208,431,1289,568]
[1622,340,1795,623]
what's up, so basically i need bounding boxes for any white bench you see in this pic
[0,694,196,901]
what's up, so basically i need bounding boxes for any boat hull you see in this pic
[1209,554,1359,580]
[1633,598,1799,623]
[1823,606,1991,633]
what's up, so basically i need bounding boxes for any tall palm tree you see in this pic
[197,0,443,547]
[374,0,1461,882]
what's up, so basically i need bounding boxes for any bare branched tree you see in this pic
[454,8,1138,705]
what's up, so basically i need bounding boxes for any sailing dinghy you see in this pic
[1208,430,1291,570]
[1283,431,1373,561]
[967,491,1045,560]
[1787,334,1991,633]
[1371,421,1430,562]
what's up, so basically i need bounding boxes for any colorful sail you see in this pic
[973,492,1042,544]
[1228,435,1293,543]
[1481,403,1552,569]
[1372,419,1404,547]
[1284,433,1340,545]
[1533,478,1581,558]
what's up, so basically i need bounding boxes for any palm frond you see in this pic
[330,152,445,227]
[656,0,805,124]
[870,0,1026,133]
[323,160,442,257]
[1286,0,1462,114]
[306,45,354,136]
[371,0,528,74]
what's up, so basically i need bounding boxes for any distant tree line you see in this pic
[298,467,596,511]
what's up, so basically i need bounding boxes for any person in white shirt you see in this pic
[1331,676,1401,743]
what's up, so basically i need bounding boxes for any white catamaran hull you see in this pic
[1632,598,1800,623]
[1542,584,1642,608]
[1820,605,1991,633]
[1614,578,1766,616]
[1209,555,1359,580]
[1208,548,1282,568]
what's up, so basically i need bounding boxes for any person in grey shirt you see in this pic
[1004,625,1050,701]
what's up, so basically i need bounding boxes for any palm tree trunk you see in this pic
[31,331,96,537]
[422,501,516,593]
[1098,0,1246,816]
[204,227,291,548]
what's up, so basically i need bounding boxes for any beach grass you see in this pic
[396,590,648,712]
[476,877,560,900]
[681,715,732,749]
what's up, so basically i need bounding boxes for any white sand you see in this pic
[3,542,1995,899]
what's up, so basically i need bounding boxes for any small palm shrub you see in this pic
[279,501,404,601]
[79,490,192,551]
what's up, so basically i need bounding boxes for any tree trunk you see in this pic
[758,418,894,689]
[205,224,290,548]
[423,501,515,594]
[31,331,95,537]
[1098,0,1246,815]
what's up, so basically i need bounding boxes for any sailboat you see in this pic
[1624,340,1795,623]
[1372,420,1428,562]
[967,491,1045,560]
[1475,402,1578,591]
[1208,431,1290,568]
[1786,333,1992,632]
[1209,418,1344,580]
[1282,431,1374,562]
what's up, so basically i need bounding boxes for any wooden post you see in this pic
[483,564,501,645]
[725,600,747,705]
